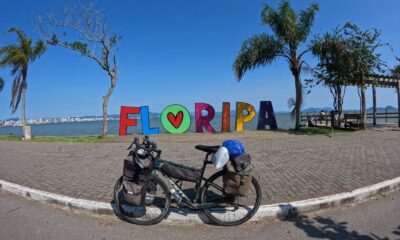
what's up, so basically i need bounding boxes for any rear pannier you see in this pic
[223,153,253,197]
[160,163,200,182]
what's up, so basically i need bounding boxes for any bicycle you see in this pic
[113,136,262,226]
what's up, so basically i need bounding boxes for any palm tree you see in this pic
[0,28,46,139]
[233,1,319,130]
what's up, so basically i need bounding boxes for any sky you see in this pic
[0,0,399,119]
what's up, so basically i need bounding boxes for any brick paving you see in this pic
[0,127,399,204]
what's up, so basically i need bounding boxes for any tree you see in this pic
[0,28,46,139]
[309,27,351,116]
[340,23,387,129]
[392,57,400,78]
[233,0,319,130]
[38,1,120,136]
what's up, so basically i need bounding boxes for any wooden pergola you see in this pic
[365,75,400,127]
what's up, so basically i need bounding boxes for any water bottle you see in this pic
[170,188,181,202]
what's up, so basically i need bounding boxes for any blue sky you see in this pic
[0,0,399,119]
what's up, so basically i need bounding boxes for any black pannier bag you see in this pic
[160,163,200,182]
[223,153,253,197]
[121,150,155,206]
[122,179,145,206]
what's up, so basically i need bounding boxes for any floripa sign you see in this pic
[119,101,278,136]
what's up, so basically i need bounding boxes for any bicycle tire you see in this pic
[200,170,262,226]
[113,175,171,225]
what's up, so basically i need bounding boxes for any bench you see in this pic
[344,114,361,129]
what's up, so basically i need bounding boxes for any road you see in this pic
[1,189,400,240]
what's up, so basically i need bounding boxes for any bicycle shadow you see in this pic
[278,204,392,240]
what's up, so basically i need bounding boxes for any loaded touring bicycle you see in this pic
[113,136,262,226]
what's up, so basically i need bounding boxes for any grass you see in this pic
[0,127,357,143]
[287,126,356,136]
[0,134,113,143]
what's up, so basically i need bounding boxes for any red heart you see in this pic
[167,111,183,128]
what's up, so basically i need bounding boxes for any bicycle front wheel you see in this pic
[113,175,171,225]
[200,171,262,226]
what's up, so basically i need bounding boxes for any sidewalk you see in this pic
[0,127,399,205]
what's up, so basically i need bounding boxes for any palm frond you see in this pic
[31,40,46,61]
[262,1,297,45]
[8,28,31,55]
[9,70,24,113]
[287,98,296,119]
[297,3,319,42]
[233,34,283,80]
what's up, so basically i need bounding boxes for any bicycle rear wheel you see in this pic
[113,175,171,225]
[200,171,262,226]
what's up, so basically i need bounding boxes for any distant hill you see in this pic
[367,105,398,112]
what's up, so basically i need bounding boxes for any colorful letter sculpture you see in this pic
[195,103,216,133]
[160,104,191,133]
[257,101,278,130]
[221,102,230,132]
[141,106,160,135]
[119,106,140,136]
[235,102,256,131]
[118,100,278,135]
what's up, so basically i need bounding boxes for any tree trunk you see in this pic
[360,85,367,130]
[102,75,117,137]
[21,86,28,140]
[337,86,343,115]
[294,73,302,130]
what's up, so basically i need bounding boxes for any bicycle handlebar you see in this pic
[127,136,162,160]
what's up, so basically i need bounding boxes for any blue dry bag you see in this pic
[222,140,245,159]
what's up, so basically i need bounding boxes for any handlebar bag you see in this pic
[160,163,200,182]
[223,161,252,197]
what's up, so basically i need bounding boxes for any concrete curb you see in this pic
[1,177,400,224]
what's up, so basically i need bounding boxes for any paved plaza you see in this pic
[0,127,399,204]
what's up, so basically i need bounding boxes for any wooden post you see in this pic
[372,84,377,126]
[386,107,388,123]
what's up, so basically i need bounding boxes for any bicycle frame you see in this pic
[152,152,220,210]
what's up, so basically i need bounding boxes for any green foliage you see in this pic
[0,28,46,112]
[233,34,283,80]
[261,1,319,48]
[0,134,110,143]
[340,23,387,86]
[233,0,319,129]
[310,23,387,89]
[234,1,319,80]
[392,57,400,78]
[69,41,89,55]
[310,28,349,87]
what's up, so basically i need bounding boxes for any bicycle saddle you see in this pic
[195,145,220,154]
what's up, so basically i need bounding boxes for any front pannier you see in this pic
[121,150,154,206]
[223,160,252,197]
[160,163,200,182]
[122,180,145,206]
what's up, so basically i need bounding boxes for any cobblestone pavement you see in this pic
[0,127,399,204]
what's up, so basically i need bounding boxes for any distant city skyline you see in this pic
[0,0,399,120]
